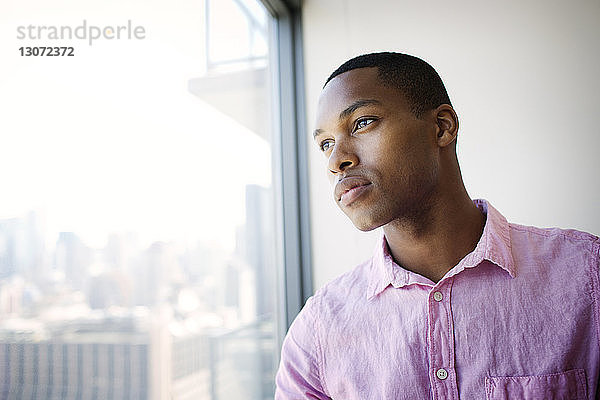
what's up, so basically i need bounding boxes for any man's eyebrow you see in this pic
[313,99,381,139]
[338,99,381,121]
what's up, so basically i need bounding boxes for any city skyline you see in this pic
[0,183,278,399]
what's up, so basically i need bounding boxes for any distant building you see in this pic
[132,242,179,308]
[240,185,276,318]
[0,310,274,400]
[0,340,150,400]
[0,311,171,400]
[0,212,46,280]
[0,277,25,316]
[55,233,91,293]
[87,272,133,310]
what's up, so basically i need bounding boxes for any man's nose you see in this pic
[328,141,358,174]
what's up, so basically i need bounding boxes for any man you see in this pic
[275,52,600,399]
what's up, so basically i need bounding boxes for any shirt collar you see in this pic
[366,199,516,300]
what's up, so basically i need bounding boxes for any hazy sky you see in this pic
[0,0,272,250]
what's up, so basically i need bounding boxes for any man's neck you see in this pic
[382,197,485,283]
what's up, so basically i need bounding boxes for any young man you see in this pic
[275,52,600,399]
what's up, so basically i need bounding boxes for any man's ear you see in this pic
[434,104,459,148]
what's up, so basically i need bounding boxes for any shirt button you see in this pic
[436,368,448,380]
[433,291,443,302]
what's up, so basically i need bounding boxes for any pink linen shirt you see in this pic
[275,200,600,399]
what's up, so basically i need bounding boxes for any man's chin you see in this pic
[340,203,387,231]
[348,214,384,232]
[355,224,378,232]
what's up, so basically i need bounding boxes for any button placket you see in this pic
[427,281,457,399]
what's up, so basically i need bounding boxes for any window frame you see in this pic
[261,0,312,343]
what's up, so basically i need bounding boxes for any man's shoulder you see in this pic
[508,221,599,249]
[507,221,599,269]
[309,257,375,311]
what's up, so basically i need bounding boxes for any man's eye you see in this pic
[320,140,333,152]
[354,118,376,131]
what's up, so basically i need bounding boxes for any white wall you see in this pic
[302,0,600,290]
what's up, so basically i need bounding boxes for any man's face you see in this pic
[314,67,441,231]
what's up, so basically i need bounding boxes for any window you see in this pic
[0,0,305,398]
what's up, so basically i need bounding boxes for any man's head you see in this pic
[324,52,452,118]
[314,52,460,232]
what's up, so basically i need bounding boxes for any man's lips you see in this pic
[334,176,372,206]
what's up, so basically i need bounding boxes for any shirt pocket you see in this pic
[485,369,587,400]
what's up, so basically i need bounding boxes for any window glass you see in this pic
[206,0,269,67]
[0,0,280,398]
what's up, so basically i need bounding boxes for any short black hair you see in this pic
[324,52,452,117]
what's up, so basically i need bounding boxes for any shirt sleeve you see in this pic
[275,296,330,399]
